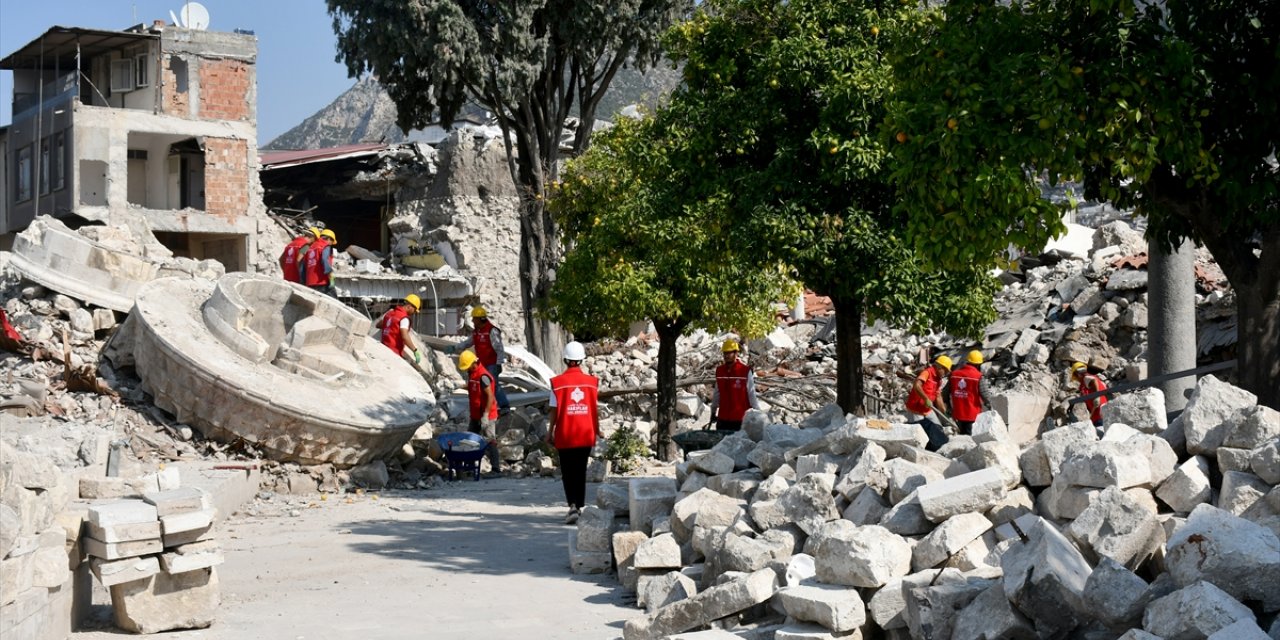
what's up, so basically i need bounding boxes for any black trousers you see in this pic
[715,419,743,432]
[557,447,592,509]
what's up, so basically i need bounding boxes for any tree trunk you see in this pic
[1235,264,1280,410]
[654,319,686,462]
[517,195,567,369]
[832,295,865,414]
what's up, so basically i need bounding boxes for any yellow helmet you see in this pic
[320,229,336,243]
[1070,361,1088,376]
[721,339,740,353]
[967,350,984,365]
[471,306,487,319]
[934,355,953,371]
[404,294,422,310]
[307,227,320,238]
[457,350,478,370]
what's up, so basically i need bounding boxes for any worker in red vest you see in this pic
[1071,361,1109,427]
[458,349,501,474]
[709,339,760,432]
[446,306,509,412]
[949,350,988,435]
[905,354,954,451]
[279,227,317,283]
[302,229,337,296]
[546,341,601,524]
[377,294,423,364]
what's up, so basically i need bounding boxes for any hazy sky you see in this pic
[0,0,358,145]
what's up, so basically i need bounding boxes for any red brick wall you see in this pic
[203,138,249,218]
[199,59,251,121]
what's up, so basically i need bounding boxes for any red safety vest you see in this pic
[1080,374,1109,422]
[279,236,310,283]
[472,323,498,365]
[379,306,411,355]
[949,364,984,422]
[303,238,332,286]
[468,364,499,421]
[905,366,942,416]
[715,360,753,422]
[551,366,599,449]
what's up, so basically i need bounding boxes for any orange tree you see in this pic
[890,0,1279,407]
[654,0,997,413]
[546,115,796,459]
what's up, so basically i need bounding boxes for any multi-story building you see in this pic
[0,20,267,270]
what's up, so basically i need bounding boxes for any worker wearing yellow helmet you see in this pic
[446,305,509,412]
[279,227,319,284]
[710,338,760,432]
[948,350,989,435]
[302,228,339,296]
[458,349,502,474]
[377,294,424,364]
[1070,361,1109,427]
[904,353,955,451]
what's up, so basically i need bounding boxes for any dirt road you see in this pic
[75,477,635,639]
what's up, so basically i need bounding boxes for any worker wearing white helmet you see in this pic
[376,294,424,364]
[446,305,509,412]
[546,341,600,524]
[710,339,760,432]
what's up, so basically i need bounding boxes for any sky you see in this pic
[0,0,358,145]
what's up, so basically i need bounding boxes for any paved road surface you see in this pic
[75,477,634,639]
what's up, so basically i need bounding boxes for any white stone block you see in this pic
[917,468,1007,522]
[1143,580,1256,640]
[87,500,158,528]
[776,582,866,632]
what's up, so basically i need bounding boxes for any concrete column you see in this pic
[1148,238,1197,412]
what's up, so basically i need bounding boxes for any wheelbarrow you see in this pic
[671,429,728,456]
[436,432,490,481]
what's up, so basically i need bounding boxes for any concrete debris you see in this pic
[1143,580,1256,640]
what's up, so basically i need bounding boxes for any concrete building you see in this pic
[0,21,268,270]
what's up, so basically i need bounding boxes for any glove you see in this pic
[444,344,457,355]
[414,350,422,364]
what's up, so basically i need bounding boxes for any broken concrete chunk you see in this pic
[949,581,1035,640]
[720,533,790,573]
[634,533,682,570]
[690,451,735,476]
[1000,519,1092,637]
[708,433,756,471]
[868,568,964,630]
[612,531,648,593]
[833,443,885,500]
[1127,433,1178,486]
[970,411,1010,443]
[1221,405,1280,450]
[813,522,911,588]
[622,569,776,640]
[1206,619,1273,640]
[905,578,995,640]
[779,473,840,535]
[576,506,616,552]
[912,512,993,571]
[1252,440,1280,486]
[880,490,934,536]
[1165,504,1280,611]
[1218,447,1255,473]
[671,488,742,543]
[1082,557,1150,628]
[630,478,677,536]
[1183,375,1258,455]
[1101,387,1167,433]
[785,553,816,586]
[841,486,889,526]
[1038,475,1101,521]
[772,622,861,639]
[775,582,866,632]
[1041,421,1100,476]
[1217,471,1269,516]
[639,570,697,614]
[1018,441,1053,487]
[1068,486,1164,568]
[1059,441,1152,489]
[1156,456,1214,514]
[917,468,1008,522]
[1143,580,1256,640]
[958,440,1022,490]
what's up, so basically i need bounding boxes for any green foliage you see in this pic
[603,425,652,473]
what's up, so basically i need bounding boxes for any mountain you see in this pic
[263,65,683,151]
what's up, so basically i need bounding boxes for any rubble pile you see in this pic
[572,373,1279,639]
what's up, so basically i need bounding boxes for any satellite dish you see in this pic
[180,2,211,30]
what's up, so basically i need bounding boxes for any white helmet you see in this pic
[563,341,586,362]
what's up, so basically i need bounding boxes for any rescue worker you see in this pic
[709,339,760,432]
[1071,361,1109,427]
[302,229,337,296]
[377,294,423,364]
[446,306,509,412]
[948,350,988,435]
[546,341,601,524]
[457,349,501,475]
[279,227,318,284]
[905,354,954,452]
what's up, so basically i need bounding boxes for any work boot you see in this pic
[564,506,580,525]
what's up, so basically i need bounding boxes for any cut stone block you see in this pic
[597,482,630,512]
[0,504,19,559]
[949,581,1035,640]
[1041,421,1099,477]
[690,451,735,476]
[775,582,866,632]
[958,440,1022,490]
[872,459,943,505]
[639,570,697,613]
[79,476,140,500]
[110,567,219,633]
[813,521,911,588]
[90,556,162,587]
[1101,388,1167,433]
[568,531,612,575]
[880,490,934,536]
[142,487,211,517]
[1001,518,1092,637]
[622,569,777,640]
[163,524,215,548]
[970,411,1010,443]
[1252,440,1280,485]
[158,541,223,574]
[720,533,791,574]
[1143,580,1256,640]
[1117,631,1164,640]
[1218,447,1256,473]
[869,568,963,630]
[85,520,161,544]
[87,500,159,528]
[1082,556,1150,627]
[747,443,788,477]
[83,536,163,561]
[1038,475,1101,521]
[851,423,928,458]
[634,533,682,570]
[991,387,1052,444]
[613,531,648,593]
[1165,504,1280,611]
[630,478,677,536]
[160,509,216,535]
[1058,441,1152,489]
[575,506,616,552]
[29,544,67,589]
[1018,441,1052,487]
[1222,405,1280,450]
[905,578,995,640]
[912,512,993,571]
[1217,471,1268,516]
[1156,456,1213,513]
[671,488,743,544]
[1183,375,1257,455]
[1127,433,1178,486]
[1067,486,1164,569]
[917,468,1007,522]
[985,486,1035,525]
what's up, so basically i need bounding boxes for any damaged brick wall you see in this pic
[203,138,250,219]
[162,57,190,117]
[198,59,251,121]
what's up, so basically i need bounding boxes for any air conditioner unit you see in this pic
[110,59,135,93]
[134,54,150,88]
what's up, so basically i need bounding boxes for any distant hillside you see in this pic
[263,64,683,151]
